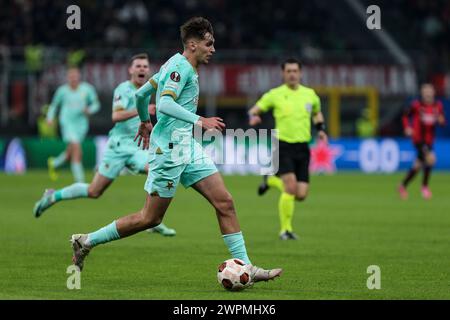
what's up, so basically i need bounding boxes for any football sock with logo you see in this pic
[52,183,89,203]
[86,221,120,247]
[279,192,295,233]
[267,176,283,192]
[222,231,251,265]
[71,162,85,183]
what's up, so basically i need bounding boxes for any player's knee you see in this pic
[426,155,436,166]
[296,193,308,201]
[284,185,297,195]
[141,214,162,229]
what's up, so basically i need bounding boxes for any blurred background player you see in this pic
[69,17,282,284]
[33,53,176,236]
[399,83,446,200]
[248,58,328,240]
[46,67,100,183]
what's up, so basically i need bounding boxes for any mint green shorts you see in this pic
[61,121,88,144]
[99,136,149,180]
[144,139,218,198]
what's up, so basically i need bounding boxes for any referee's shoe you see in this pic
[280,231,299,240]
[257,175,269,195]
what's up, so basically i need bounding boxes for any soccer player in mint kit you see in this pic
[34,54,175,236]
[70,17,282,285]
[46,67,100,183]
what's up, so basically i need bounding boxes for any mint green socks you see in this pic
[86,221,120,247]
[222,231,251,264]
[71,162,85,183]
[52,183,89,203]
[53,151,67,168]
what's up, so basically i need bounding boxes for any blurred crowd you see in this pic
[0,0,448,66]
[0,0,341,55]
[0,0,448,71]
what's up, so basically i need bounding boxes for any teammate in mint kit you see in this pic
[46,67,100,183]
[34,54,175,236]
[70,17,282,286]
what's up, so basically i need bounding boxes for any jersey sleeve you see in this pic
[86,85,100,115]
[46,86,64,121]
[112,85,129,111]
[149,71,160,91]
[255,90,274,112]
[160,63,191,100]
[135,71,160,122]
[312,91,321,114]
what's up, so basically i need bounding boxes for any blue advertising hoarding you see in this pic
[312,138,450,173]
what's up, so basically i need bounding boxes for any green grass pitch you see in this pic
[0,171,449,299]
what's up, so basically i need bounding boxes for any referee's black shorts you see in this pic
[275,140,310,183]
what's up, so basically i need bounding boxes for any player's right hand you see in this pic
[134,120,153,150]
[404,127,413,137]
[197,117,225,132]
[249,115,262,126]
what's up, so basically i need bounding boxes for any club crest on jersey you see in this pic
[170,72,181,82]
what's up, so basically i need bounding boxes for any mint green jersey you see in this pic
[47,82,99,125]
[151,53,199,151]
[109,74,160,139]
[109,80,141,138]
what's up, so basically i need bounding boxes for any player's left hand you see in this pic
[134,120,153,150]
[318,131,328,144]
[83,108,90,116]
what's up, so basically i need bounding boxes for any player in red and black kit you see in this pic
[399,83,446,199]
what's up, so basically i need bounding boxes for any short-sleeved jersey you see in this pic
[151,53,199,151]
[256,84,321,143]
[47,82,99,124]
[109,75,159,138]
[402,99,445,145]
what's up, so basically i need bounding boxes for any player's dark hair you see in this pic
[180,17,214,44]
[129,53,149,67]
[281,58,302,70]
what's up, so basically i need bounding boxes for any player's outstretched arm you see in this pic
[112,109,139,123]
[158,95,200,124]
[135,81,156,122]
[46,87,63,124]
[248,105,262,126]
[402,105,414,136]
[158,95,225,131]
[85,86,100,115]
